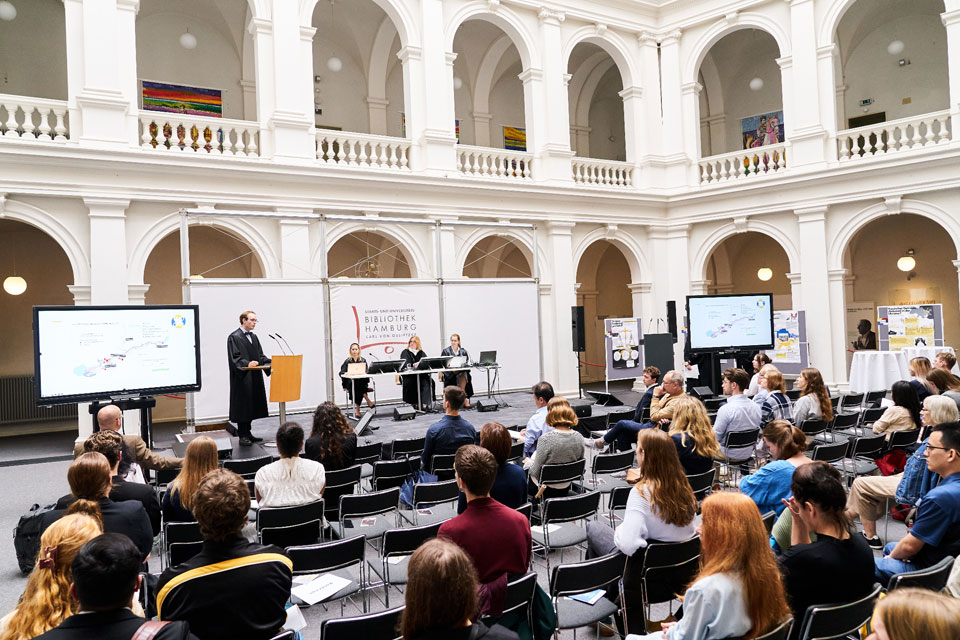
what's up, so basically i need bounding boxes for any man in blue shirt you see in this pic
[421,385,477,471]
[875,422,960,583]
[522,381,554,458]
[714,368,761,460]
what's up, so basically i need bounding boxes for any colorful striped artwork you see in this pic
[503,126,526,151]
[141,81,222,118]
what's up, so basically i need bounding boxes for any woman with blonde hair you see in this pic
[162,436,218,523]
[866,587,960,640]
[632,492,791,640]
[908,356,936,402]
[0,514,102,640]
[667,396,721,475]
[757,366,792,429]
[792,368,833,425]
[526,396,584,499]
[400,335,434,411]
[339,342,373,418]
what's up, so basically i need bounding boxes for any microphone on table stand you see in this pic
[268,334,290,356]
[275,333,294,354]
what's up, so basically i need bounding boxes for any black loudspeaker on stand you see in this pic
[572,305,585,399]
[666,300,678,342]
[475,399,499,413]
[393,406,416,421]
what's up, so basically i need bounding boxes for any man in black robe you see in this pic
[227,310,271,445]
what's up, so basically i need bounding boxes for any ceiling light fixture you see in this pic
[757,267,773,281]
[179,30,197,50]
[326,1,342,73]
[2,276,25,295]
[749,77,763,91]
[0,2,16,22]
[897,249,916,272]
[887,40,905,56]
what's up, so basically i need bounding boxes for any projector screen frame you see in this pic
[33,304,203,406]
[685,293,775,354]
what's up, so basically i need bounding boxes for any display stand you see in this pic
[268,355,302,424]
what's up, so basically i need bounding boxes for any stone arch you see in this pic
[454,228,541,277]
[819,0,863,48]
[129,212,280,285]
[575,58,617,129]
[2,199,88,285]
[683,15,790,85]
[300,0,416,47]
[444,3,540,71]
[368,16,399,107]
[561,26,638,89]
[699,54,724,118]
[692,220,800,283]
[473,35,516,117]
[319,222,429,278]
[828,199,960,270]
[574,230,650,284]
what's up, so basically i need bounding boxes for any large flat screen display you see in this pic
[33,305,201,404]
[686,294,774,352]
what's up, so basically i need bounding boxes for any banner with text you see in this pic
[604,317,644,381]
[878,304,944,350]
[764,310,808,374]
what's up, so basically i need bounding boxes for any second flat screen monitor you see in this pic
[686,293,774,352]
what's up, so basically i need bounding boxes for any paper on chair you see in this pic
[567,589,605,605]
[530,524,561,534]
[290,573,352,605]
[283,605,307,632]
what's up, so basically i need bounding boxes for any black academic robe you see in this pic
[339,357,370,404]
[441,345,474,397]
[401,348,435,406]
[227,328,271,423]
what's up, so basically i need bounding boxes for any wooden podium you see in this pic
[268,355,303,423]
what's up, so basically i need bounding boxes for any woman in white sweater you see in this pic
[792,367,834,426]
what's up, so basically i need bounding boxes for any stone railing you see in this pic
[139,112,259,156]
[315,130,411,170]
[457,145,533,180]
[837,110,951,161]
[698,142,787,184]
[0,94,69,142]
[572,157,634,188]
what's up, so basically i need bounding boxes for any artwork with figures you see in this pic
[741,110,784,149]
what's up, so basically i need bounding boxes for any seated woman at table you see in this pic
[872,380,921,439]
[440,333,473,409]
[401,335,434,411]
[927,368,960,414]
[339,342,373,418]
[908,356,937,404]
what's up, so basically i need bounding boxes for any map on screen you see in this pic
[687,294,774,351]
[34,306,201,403]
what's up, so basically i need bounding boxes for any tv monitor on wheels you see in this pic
[686,293,774,353]
[33,305,202,405]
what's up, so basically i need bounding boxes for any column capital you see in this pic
[952,259,960,271]
[518,68,544,84]
[116,0,140,13]
[776,55,793,70]
[786,272,802,284]
[248,17,272,36]
[638,31,659,46]
[885,195,904,215]
[547,221,576,235]
[817,44,838,59]
[84,197,130,215]
[471,111,493,123]
[68,285,92,305]
[300,25,317,42]
[680,82,703,96]
[444,51,458,65]
[690,279,712,294]
[660,30,682,46]
[943,9,960,27]
[827,268,848,281]
[562,73,572,87]
[628,282,653,294]
[618,86,643,100]
[539,283,552,295]
[397,46,422,63]
[795,205,828,221]
[537,8,565,25]
[366,96,390,107]
[127,284,150,303]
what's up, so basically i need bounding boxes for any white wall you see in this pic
[0,0,67,100]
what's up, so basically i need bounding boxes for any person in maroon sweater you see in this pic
[439,444,532,616]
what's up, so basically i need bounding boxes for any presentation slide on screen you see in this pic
[36,307,199,400]
[688,295,773,350]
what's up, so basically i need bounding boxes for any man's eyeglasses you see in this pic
[926,444,955,453]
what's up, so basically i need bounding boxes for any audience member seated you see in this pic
[757,366,792,429]
[630,492,790,640]
[522,381,554,458]
[254,422,325,508]
[57,430,161,536]
[778,463,875,640]
[873,422,960,583]
[792,367,834,426]
[526,397,584,499]
[157,469,293,640]
[908,357,937,404]
[162,436,218,524]
[871,381,921,438]
[304,401,357,471]
[74,404,182,472]
[747,352,772,398]
[866,587,960,640]
[35,533,197,640]
[458,423,527,513]
[594,366,660,451]
[740,422,811,516]
[845,395,958,551]
[714,368,761,460]
[586,428,697,559]
[41,452,153,562]
[927,368,960,414]
[601,370,687,452]
[440,445,531,616]
[934,351,960,384]
[400,538,519,640]
[665,397,721,475]
[0,514,102,640]
[422,386,477,471]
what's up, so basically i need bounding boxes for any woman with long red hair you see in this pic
[633,492,790,639]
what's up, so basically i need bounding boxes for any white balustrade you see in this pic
[698,143,788,184]
[0,94,69,142]
[572,158,634,188]
[315,130,410,170]
[837,110,951,161]
[139,112,259,156]
[457,145,533,180]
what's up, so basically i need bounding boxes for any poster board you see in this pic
[604,317,644,381]
[878,304,944,350]
[186,280,326,425]
[764,310,808,374]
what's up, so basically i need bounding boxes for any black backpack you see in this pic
[13,503,59,574]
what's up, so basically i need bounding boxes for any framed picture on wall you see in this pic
[140,80,222,118]
[503,126,526,151]
[740,110,784,149]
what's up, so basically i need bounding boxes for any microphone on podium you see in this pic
[275,333,294,354]
[367,352,381,360]
[268,334,289,355]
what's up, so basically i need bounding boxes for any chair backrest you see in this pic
[811,441,847,464]
[575,415,608,438]
[516,502,533,521]
[223,455,273,478]
[319,605,404,640]
[860,406,886,425]
[154,467,180,487]
[761,511,776,535]
[704,398,727,412]
[498,572,538,618]
[832,412,860,430]
[256,499,324,548]
[542,490,601,525]
[373,458,417,490]
[392,436,426,459]
[550,550,626,597]
[755,617,794,640]
[639,407,651,422]
[798,584,882,640]
[165,521,202,544]
[539,458,586,486]
[606,409,635,425]
[507,441,524,464]
[829,396,840,410]
[641,536,701,604]
[889,429,921,451]
[410,478,459,507]
[839,393,864,411]
[887,555,955,592]
[864,390,887,408]
[850,434,887,458]
[381,521,443,556]
[429,453,456,475]
[799,420,828,438]
[340,486,401,521]
[353,441,382,465]
[686,468,716,500]
[286,535,365,575]
[609,486,631,512]
[168,540,204,566]
[723,427,761,450]
[592,449,635,476]
[786,389,801,401]
[322,465,362,518]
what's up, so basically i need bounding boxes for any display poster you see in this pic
[768,311,801,364]
[604,317,644,381]
[846,301,875,348]
[879,304,943,350]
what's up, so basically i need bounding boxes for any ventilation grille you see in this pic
[0,376,77,424]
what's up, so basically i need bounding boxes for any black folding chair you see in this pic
[398,478,459,526]
[888,429,921,452]
[331,486,400,546]
[687,467,716,504]
[704,397,727,413]
[796,584,882,640]
[507,441,524,464]
[863,390,887,409]
[837,393,864,415]
[372,458,416,491]
[579,450,634,500]
[761,511,776,535]
[223,455,273,479]
[428,453,456,481]
[482,571,538,630]
[821,412,860,443]
[286,535,366,614]
[353,441,382,486]
[834,434,885,483]
[163,521,203,569]
[886,555,955,591]
[319,605,404,640]
[516,502,533,521]
[323,465,362,522]
[799,420,828,447]
[624,536,701,634]
[717,428,760,485]
[809,441,847,465]
[256,499,324,548]
[755,617,794,640]
[391,436,426,460]
[608,485,631,528]
[368,521,442,606]
[551,552,626,636]
[606,409,636,426]
[576,414,609,439]
[532,490,601,576]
